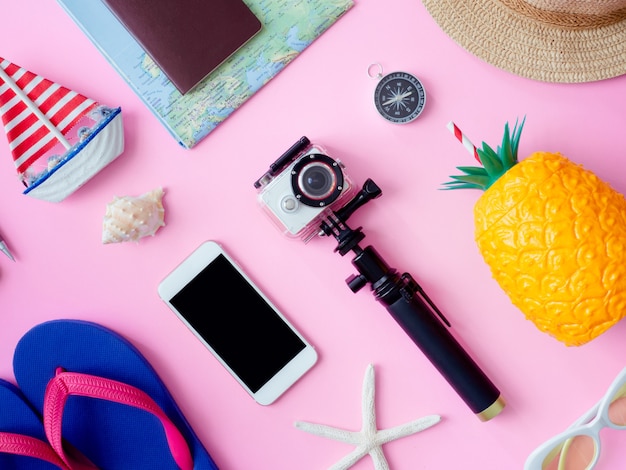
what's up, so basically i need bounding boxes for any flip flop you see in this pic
[13,320,219,470]
[0,378,68,469]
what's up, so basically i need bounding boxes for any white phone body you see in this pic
[158,240,317,405]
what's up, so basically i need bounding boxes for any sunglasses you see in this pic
[525,367,626,470]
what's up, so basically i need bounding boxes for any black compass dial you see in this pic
[373,71,426,124]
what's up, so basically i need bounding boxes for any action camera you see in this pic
[254,137,357,241]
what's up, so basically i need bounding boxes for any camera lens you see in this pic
[299,163,336,199]
[291,153,344,207]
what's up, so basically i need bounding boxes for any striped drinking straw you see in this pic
[446,121,481,163]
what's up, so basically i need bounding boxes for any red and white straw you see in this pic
[446,121,481,163]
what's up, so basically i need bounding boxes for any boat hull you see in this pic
[24,107,124,203]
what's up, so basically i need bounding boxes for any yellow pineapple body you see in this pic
[474,152,626,346]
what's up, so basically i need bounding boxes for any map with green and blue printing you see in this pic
[58,0,354,148]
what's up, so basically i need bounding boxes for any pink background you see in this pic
[2,1,626,468]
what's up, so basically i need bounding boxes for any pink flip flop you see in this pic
[0,378,69,469]
[14,320,219,470]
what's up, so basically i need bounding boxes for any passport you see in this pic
[102,0,262,94]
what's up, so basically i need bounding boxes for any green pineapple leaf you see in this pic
[510,116,525,159]
[500,122,515,169]
[440,181,485,190]
[477,142,504,177]
[448,174,492,187]
[456,166,488,176]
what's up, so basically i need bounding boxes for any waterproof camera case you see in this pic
[255,137,357,242]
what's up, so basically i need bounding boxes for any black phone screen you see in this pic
[169,254,306,392]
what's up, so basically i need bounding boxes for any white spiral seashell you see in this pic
[102,187,165,244]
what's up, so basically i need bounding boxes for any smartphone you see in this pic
[158,240,318,405]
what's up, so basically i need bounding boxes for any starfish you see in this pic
[294,364,441,470]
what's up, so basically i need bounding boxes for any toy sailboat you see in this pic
[0,57,124,202]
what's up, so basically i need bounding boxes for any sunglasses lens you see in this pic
[541,435,595,470]
[608,384,626,426]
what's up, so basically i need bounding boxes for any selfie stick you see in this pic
[319,180,505,421]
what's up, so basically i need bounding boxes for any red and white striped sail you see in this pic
[0,57,98,180]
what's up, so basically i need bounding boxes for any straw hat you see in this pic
[421,0,626,82]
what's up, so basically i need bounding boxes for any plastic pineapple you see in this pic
[444,119,626,346]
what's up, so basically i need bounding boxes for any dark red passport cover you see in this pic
[102,0,262,94]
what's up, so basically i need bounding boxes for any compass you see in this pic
[369,65,426,124]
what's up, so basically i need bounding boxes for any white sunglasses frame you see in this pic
[525,367,626,470]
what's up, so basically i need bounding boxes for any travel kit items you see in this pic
[56,0,354,148]
[295,364,441,470]
[525,367,626,469]
[100,0,262,94]
[367,63,427,124]
[2,0,626,467]
[444,119,626,346]
[101,188,166,244]
[158,240,318,406]
[256,137,505,421]
[0,379,71,469]
[1,320,218,469]
[422,0,626,83]
[0,228,14,261]
[0,57,124,203]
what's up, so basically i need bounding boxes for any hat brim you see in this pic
[422,0,626,83]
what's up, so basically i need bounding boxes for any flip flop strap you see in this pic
[43,370,194,470]
[0,431,70,469]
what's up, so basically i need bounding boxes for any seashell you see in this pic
[102,188,165,244]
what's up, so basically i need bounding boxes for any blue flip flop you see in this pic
[0,379,67,469]
[13,320,219,470]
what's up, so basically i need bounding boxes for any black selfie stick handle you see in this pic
[349,246,504,421]
[386,284,503,418]
[318,178,503,420]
